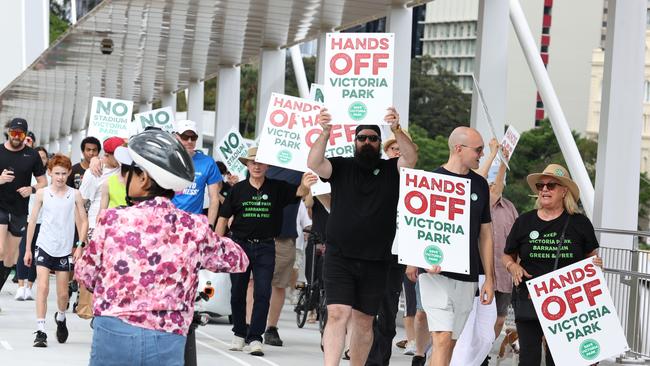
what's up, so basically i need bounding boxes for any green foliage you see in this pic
[409,124,449,171]
[49,2,70,44]
[409,56,471,139]
[285,56,316,98]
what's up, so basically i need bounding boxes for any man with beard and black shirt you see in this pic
[308,107,417,366]
[0,118,47,300]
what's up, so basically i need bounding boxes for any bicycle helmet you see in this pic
[115,129,194,192]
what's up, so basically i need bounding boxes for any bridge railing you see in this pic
[596,227,650,362]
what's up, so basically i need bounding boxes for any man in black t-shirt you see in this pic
[0,118,47,295]
[307,107,418,366]
[66,136,101,189]
[216,147,316,357]
[405,126,494,366]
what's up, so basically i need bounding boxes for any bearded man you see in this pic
[307,107,418,366]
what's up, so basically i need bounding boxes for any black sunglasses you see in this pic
[179,133,198,142]
[356,134,380,143]
[535,182,563,191]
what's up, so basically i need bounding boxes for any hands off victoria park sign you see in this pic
[324,33,394,125]
[256,93,357,172]
[87,97,133,141]
[527,258,628,365]
[397,168,470,274]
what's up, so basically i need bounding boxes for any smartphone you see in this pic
[5,167,14,175]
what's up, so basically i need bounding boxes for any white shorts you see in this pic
[418,273,478,339]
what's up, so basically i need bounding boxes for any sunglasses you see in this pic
[535,182,563,191]
[356,134,380,143]
[179,133,198,142]
[460,144,484,154]
[8,130,26,140]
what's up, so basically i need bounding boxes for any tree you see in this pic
[409,56,472,139]
[50,1,70,44]
[409,124,449,171]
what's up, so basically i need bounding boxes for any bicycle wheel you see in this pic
[295,289,309,328]
[318,292,328,334]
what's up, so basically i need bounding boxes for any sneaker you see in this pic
[263,326,283,346]
[403,340,416,355]
[243,340,264,356]
[33,331,47,347]
[396,339,408,349]
[54,313,69,343]
[229,336,245,351]
[411,355,426,366]
[24,287,33,301]
[14,287,25,301]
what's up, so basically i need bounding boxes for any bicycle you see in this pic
[295,229,327,332]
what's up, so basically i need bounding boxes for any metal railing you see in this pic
[596,228,650,363]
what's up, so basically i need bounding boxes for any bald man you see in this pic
[406,127,494,366]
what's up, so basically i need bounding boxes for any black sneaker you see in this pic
[33,331,47,347]
[263,326,283,346]
[54,313,69,343]
[411,355,426,366]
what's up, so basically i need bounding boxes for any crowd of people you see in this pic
[0,110,603,366]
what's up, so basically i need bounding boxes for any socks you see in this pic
[0,265,11,293]
[56,311,66,322]
[36,318,46,332]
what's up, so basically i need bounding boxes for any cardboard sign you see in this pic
[215,128,248,180]
[324,33,394,125]
[131,107,175,135]
[526,258,629,365]
[397,168,471,274]
[87,97,133,141]
[257,93,356,172]
[499,125,520,164]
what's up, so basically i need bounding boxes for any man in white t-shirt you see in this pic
[78,137,123,235]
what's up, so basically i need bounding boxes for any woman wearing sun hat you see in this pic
[502,164,602,366]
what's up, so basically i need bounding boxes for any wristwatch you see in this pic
[75,241,86,248]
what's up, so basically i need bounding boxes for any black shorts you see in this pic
[0,208,27,237]
[322,251,389,316]
[35,247,72,272]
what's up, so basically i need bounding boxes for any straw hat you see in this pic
[526,164,579,201]
[383,129,417,152]
[238,146,258,165]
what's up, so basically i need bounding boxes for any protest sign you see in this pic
[499,125,520,164]
[215,128,248,180]
[397,168,471,274]
[324,33,394,125]
[526,258,628,365]
[131,107,175,135]
[256,93,356,172]
[309,83,325,103]
[87,97,133,141]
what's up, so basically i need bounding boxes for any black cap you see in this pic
[26,131,35,140]
[355,124,381,138]
[9,118,28,132]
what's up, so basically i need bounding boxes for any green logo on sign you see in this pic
[348,102,367,121]
[277,150,292,164]
[579,339,600,360]
[424,245,444,265]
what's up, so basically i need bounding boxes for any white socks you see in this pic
[36,318,46,332]
[56,311,66,322]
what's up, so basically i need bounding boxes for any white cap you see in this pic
[174,119,198,135]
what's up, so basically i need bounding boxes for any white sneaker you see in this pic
[23,287,34,301]
[14,287,25,301]
[243,340,264,356]
[229,336,245,351]
[403,340,416,356]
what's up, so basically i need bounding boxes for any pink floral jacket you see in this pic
[75,197,248,336]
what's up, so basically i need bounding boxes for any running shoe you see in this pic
[54,313,69,343]
[33,331,47,347]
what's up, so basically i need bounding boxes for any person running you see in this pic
[217,147,316,357]
[75,129,248,365]
[15,146,50,301]
[172,120,223,227]
[24,154,88,347]
[307,107,417,366]
[66,136,101,189]
[0,118,47,298]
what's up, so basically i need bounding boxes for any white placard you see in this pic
[131,107,175,135]
[215,128,248,180]
[397,168,471,275]
[323,33,394,125]
[526,258,628,365]
[87,97,133,141]
[499,125,520,164]
[309,83,325,103]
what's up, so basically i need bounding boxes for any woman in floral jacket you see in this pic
[75,130,248,366]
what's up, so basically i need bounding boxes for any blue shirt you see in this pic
[172,151,223,214]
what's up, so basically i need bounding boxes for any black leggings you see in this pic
[516,319,555,366]
[17,224,39,283]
